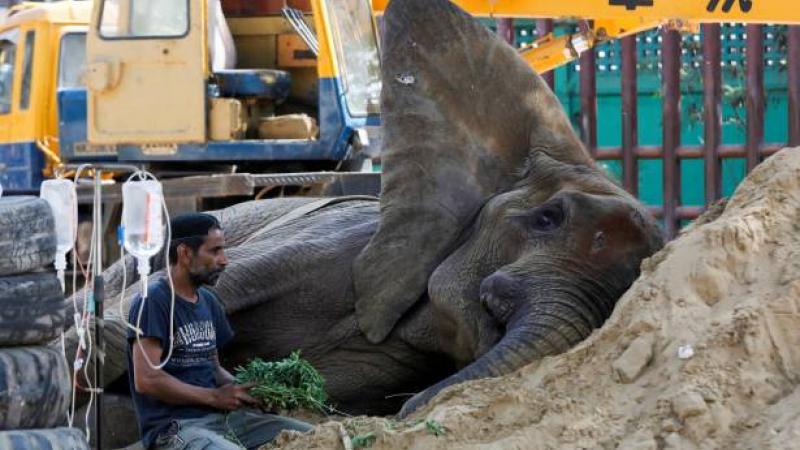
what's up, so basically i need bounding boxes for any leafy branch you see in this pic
[234,351,329,413]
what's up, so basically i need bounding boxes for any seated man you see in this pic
[127,213,312,450]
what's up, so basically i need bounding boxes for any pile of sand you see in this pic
[271,148,800,450]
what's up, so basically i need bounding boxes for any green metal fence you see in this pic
[492,20,792,212]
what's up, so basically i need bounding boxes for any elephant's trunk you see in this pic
[398,289,604,417]
[461,295,599,377]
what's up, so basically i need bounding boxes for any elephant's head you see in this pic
[353,0,663,414]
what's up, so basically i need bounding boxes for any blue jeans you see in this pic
[152,409,312,450]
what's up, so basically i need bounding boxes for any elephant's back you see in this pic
[224,197,379,251]
[211,197,376,247]
[213,198,379,314]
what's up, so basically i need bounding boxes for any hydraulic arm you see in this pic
[372,0,798,73]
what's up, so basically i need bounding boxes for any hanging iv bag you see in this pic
[122,180,164,297]
[40,179,78,291]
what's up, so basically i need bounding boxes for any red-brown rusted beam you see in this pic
[621,35,639,197]
[579,22,597,157]
[661,29,682,239]
[536,19,555,89]
[496,18,515,46]
[745,24,765,172]
[789,26,800,146]
[648,206,704,221]
[703,24,722,206]
[595,144,783,160]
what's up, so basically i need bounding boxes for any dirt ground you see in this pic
[267,147,800,450]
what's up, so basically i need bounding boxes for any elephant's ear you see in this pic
[353,0,594,343]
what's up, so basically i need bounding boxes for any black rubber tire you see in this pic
[0,272,66,346]
[0,347,70,430]
[0,196,56,276]
[0,427,88,450]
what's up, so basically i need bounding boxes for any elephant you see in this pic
[68,0,663,421]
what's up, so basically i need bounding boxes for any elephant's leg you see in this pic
[312,337,456,415]
[227,310,457,417]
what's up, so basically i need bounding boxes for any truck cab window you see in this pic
[326,0,381,117]
[19,30,35,110]
[100,0,189,38]
[0,31,17,115]
[59,33,86,88]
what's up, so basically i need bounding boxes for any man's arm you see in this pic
[131,337,254,410]
[212,351,236,386]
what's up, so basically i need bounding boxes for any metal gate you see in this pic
[498,20,800,239]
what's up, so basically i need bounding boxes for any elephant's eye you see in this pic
[531,205,563,231]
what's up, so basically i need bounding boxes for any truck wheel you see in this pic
[0,272,66,346]
[0,197,56,276]
[0,427,88,450]
[0,347,70,430]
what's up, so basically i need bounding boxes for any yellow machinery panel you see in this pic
[372,0,794,24]
[0,2,91,175]
[86,0,207,145]
[372,0,800,74]
[209,97,245,141]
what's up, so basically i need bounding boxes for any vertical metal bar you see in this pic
[496,18,515,46]
[93,170,105,450]
[537,19,555,89]
[621,35,638,197]
[703,24,722,205]
[789,26,800,146]
[579,21,597,156]
[662,29,681,239]
[745,24,764,172]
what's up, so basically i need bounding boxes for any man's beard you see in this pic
[188,267,224,286]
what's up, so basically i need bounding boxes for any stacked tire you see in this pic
[0,197,88,449]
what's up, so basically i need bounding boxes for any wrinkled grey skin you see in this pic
[63,0,663,420]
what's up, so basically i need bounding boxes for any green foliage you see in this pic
[234,351,328,413]
[425,419,446,436]
[351,432,377,449]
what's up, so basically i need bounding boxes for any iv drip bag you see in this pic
[40,179,78,291]
[122,180,164,296]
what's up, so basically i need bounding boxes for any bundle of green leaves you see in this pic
[233,351,328,413]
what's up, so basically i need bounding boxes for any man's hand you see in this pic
[211,382,258,411]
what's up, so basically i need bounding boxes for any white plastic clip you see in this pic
[77,327,86,350]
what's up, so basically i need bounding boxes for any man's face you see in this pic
[186,228,228,286]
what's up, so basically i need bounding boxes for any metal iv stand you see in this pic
[62,163,143,450]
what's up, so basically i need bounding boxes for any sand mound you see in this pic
[271,148,800,450]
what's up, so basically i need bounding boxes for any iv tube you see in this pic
[40,179,78,291]
[122,179,165,298]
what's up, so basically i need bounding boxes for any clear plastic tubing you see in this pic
[122,180,164,298]
[40,179,78,291]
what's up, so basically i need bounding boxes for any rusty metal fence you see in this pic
[498,20,800,239]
